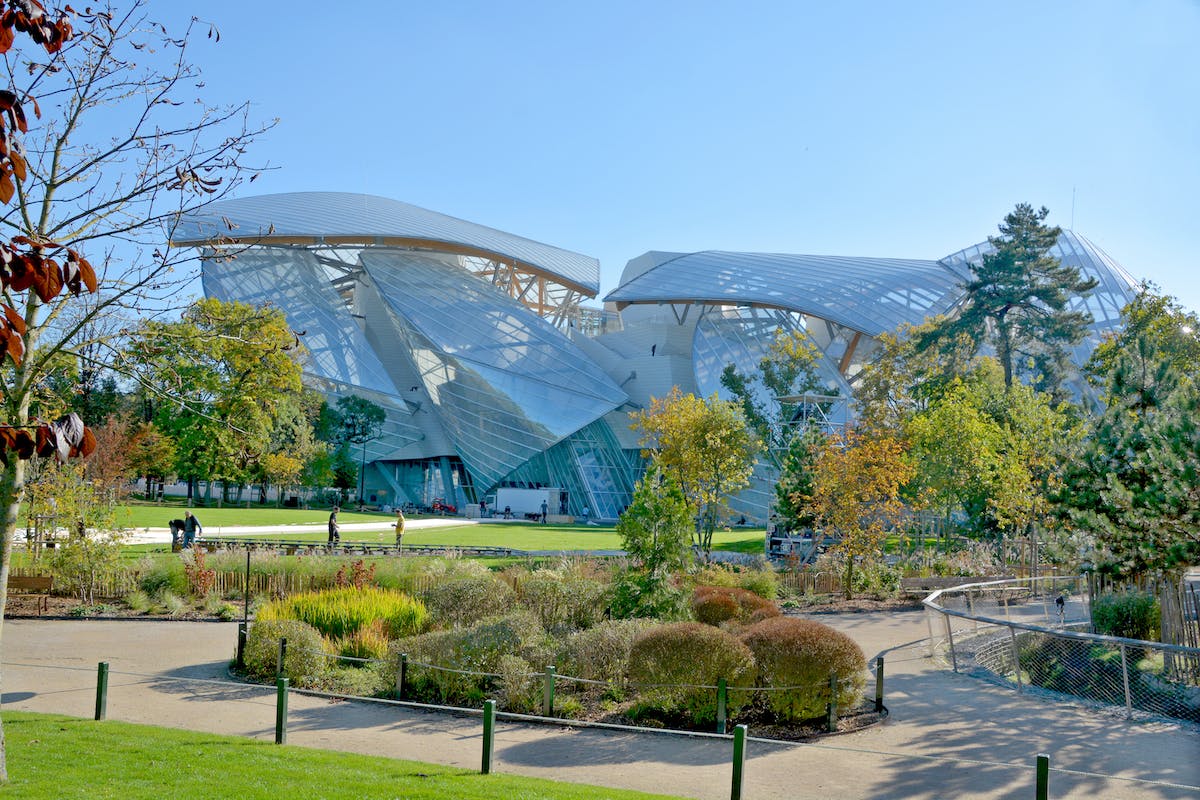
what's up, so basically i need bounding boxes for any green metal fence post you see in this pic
[717,677,728,735]
[94,661,109,721]
[396,653,408,701]
[276,637,287,680]
[731,724,747,800]
[542,665,556,716]
[874,656,884,712]
[275,677,289,744]
[1035,753,1049,800]
[481,699,496,774]
[236,622,246,670]
[826,674,839,733]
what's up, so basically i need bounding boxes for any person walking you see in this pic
[540,499,548,524]
[394,508,405,551]
[181,511,202,549]
[328,506,340,545]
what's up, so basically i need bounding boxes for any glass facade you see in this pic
[190,193,1141,522]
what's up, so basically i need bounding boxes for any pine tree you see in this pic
[930,204,1097,391]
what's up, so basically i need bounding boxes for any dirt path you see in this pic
[2,614,1196,799]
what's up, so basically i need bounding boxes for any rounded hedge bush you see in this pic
[740,617,865,722]
[627,621,755,724]
[692,585,781,627]
[558,618,660,686]
[1092,591,1160,641]
[245,618,330,685]
[424,574,516,628]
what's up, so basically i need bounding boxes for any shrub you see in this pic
[424,574,515,628]
[158,590,187,618]
[125,590,153,614]
[515,565,609,633]
[610,572,689,620]
[256,586,427,640]
[627,622,755,724]
[136,556,188,598]
[691,563,778,600]
[204,593,240,621]
[181,548,216,598]
[494,654,538,713]
[558,618,660,686]
[692,585,781,627]
[740,617,866,722]
[388,612,548,706]
[1092,591,1160,641]
[244,618,330,684]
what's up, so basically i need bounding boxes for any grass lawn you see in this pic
[106,504,768,555]
[1,712,681,800]
[116,503,390,530]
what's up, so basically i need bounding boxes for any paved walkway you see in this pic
[127,516,478,544]
[2,612,1197,799]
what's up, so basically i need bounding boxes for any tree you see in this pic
[808,428,914,599]
[924,204,1097,391]
[127,298,304,503]
[126,422,177,499]
[631,387,761,554]
[616,466,693,577]
[904,363,1076,539]
[0,3,267,778]
[1060,320,1200,581]
[334,395,386,507]
[773,424,826,533]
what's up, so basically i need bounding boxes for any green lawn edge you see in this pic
[1,711,684,800]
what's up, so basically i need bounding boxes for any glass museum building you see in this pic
[176,192,1139,520]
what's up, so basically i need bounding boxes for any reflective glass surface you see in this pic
[180,192,600,293]
[606,251,961,336]
[360,249,627,490]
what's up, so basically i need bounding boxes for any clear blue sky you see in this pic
[181,0,1199,310]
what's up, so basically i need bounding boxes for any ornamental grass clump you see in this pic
[627,621,755,724]
[740,616,866,722]
[256,586,427,640]
[692,585,781,627]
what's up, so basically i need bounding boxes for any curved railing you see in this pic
[923,576,1200,723]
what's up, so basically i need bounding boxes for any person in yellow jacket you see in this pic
[394,508,406,551]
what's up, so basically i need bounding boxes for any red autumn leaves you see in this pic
[0,1,96,465]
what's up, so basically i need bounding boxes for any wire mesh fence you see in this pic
[924,577,1200,724]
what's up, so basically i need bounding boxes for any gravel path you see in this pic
[2,612,1197,799]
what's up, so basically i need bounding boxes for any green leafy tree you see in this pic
[334,395,386,505]
[631,388,761,554]
[617,467,693,577]
[924,203,1097,391]
[773,425,826,532]
[27,463,129,606]
[127,298,304,503]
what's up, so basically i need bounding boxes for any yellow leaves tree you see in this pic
[632,387,761,554]
[810,428,914,599]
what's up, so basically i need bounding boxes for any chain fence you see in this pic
[924,576,1200,724]
[6,657,1196,799]
[272,638,882,735]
